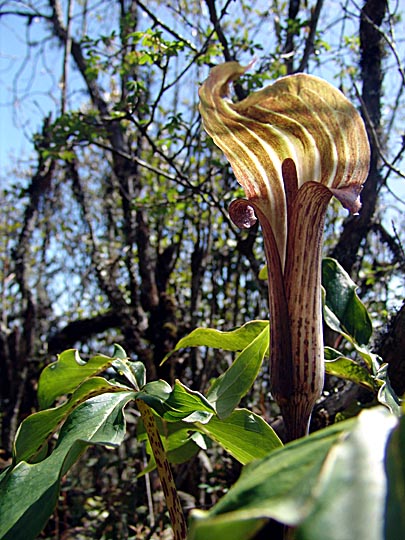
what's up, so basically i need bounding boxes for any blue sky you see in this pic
[1,2,404,212]
[0,13,64,181]
[0,16,28,174]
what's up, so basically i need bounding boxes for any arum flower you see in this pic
[199,62,370,441]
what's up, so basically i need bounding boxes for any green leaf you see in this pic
[112,343,127,360]
[206,326,269,418]
[112,358,146,390]
[296,408,398,540]
[138,408,281,472]
[188,408,398,540]
[0,392,135,540]
[189,512,266,540]
[38,349,120,409]
[162,320,269,363]
[258,264,268,280]
[189,419,351,540]
[384,410,405,539]
[324,347,376,391]
[131,361,147,388]
[322,258,372,345]
[13,377,128,464]
[196,409,282,464]
[138,380,215,422]
[351,343,381,372]
[376,363,402,416]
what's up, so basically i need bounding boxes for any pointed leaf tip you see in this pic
[330,184,364,214]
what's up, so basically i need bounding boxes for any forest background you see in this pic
[0,0,404,538]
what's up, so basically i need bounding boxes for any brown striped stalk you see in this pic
[136,399,187,540]
[198,62,370,442]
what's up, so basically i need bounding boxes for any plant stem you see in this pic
[136,399,188,540]
[283,524,296,540]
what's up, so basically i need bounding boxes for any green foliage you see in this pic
[322,257,373,346]
[188,407,402,540]
[0,328,278,539]
[322,257,400,415]
[196,409,282,465]
[163,320,269,359]
[127,29,186,65]
[384,405,405,537]
[38,349,121,409]
[137,418,203,475]
[324,347,376,392]
[42,112,106,159]
[1,257,403,540]
[14,377,127,464]
[138,379,215,422]
[205,325,268,419]
[0,392,135,540]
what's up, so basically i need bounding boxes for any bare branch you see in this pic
[297,0,324,72]
[204,0,234,62]
[284,0,301,74]
[48,0,109,114]
[60,0,74,113]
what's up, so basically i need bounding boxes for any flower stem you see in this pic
[136,399,187,540]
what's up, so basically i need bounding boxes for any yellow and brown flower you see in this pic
[199,62,370,440]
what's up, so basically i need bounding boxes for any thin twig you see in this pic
[135,0,198,52]
[297,0,325,72]
[61,0,74,114]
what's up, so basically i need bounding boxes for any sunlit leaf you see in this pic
[38,349,120,409]
[162,320,269,363]
[206,326,269,418]
[297,408,398,540]
[14,377,129,464]
[324,346,376,391]
[322,258,372,345]
[112,357,146,390]
[196,408,282,464]
[376,363,402,416]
